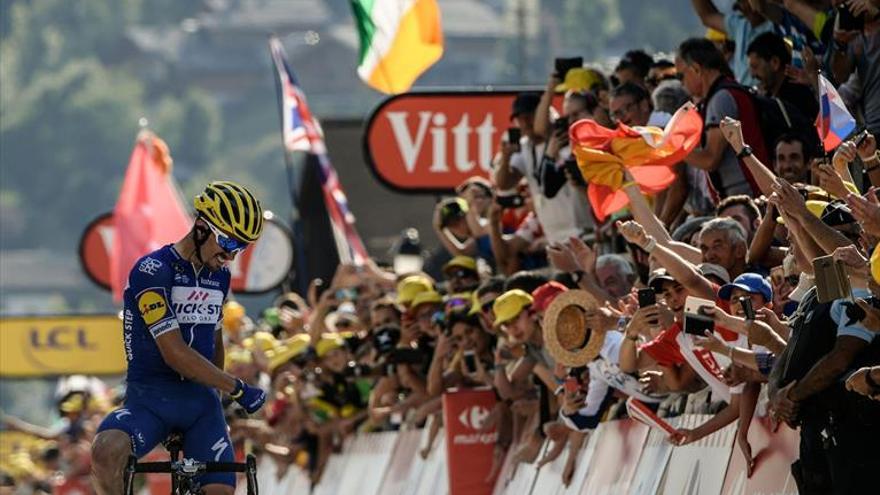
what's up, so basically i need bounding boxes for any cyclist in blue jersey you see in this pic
[91,181,268,495]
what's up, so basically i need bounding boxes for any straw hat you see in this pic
[542,290,604,366]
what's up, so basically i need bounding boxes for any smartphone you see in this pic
[507,127,521,147]
[854,130,869,147]
[554,57,583,79]
[638,288,658,325]
[463,351,477,374]
[563,376,580,394]
[684,296,716,336]
[638,288,657,308]
[813,255,851,303]
[431,310,446,329]
[335,287,357,301]
[496,193,525,209]
[739,296,756,321]
[553,117,570,134]
[837,4,865,32]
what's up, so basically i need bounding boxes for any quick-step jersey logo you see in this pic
[170,287,224,324]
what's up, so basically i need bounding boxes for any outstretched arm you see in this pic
[691,0,726,32]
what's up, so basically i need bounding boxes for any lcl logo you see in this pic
[29,326,97,350]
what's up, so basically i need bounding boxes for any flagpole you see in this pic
[269,35,310,295]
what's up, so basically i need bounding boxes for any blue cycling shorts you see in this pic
[97,381,235,487]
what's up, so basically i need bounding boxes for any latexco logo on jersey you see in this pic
[170,287,224,324]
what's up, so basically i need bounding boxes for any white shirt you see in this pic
[510,138,592,244]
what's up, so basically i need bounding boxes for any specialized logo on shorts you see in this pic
[138,257,163,276]
[211,437,229,462]
[138,290,168,325]
[171,287,224,324]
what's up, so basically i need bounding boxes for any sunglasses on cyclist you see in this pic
[205,222,248,255]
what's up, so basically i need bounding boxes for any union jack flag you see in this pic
[269,36,368,265]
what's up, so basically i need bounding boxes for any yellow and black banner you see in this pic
[0,315,126,377]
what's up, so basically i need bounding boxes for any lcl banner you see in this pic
[442,388,498,495]
[78,212,294,294]
[364,90,560,193]
[0,315,126,377]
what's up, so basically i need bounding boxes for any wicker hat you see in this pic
[542,290,604,367]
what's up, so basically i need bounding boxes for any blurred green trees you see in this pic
[0,0,222,251]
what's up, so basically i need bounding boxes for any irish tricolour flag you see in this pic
[350,0,444,94]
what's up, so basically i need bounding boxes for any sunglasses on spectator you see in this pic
[480,300,496,314]
[446,297,470,310]
[205,222,248,254]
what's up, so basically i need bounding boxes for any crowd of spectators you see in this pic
[2,0,880,493]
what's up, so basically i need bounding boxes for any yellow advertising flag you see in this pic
[0,315,126,377]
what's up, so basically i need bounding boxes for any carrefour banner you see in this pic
[442,388,498,495]
[0,315,126,377]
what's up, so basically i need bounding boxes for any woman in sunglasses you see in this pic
[92,181,266,495]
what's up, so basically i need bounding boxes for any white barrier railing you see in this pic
[252,415,798,495]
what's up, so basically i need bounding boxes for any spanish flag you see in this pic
[350,0,444,94]
[570,104,703,222]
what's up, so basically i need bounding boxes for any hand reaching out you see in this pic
[816,163,851,199]
[845,191,880,237]
[769,179,809,219]
[615,220,651,250]
[719,117,746,153]
[567,236,597,273]
[693,330,728,355]
[546,242,581,273]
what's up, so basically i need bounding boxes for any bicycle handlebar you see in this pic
[134,461,249,474]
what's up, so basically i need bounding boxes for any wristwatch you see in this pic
[736,145,753,159]
[571,270,586,285]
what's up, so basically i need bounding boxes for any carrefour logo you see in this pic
[170,287,224,324]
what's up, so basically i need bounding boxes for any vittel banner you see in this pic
[364,90,557,193]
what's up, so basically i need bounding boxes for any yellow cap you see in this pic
[410,290,444,310]
[224,347,253,369]
[492,290,534,327]
[242,331,278,352]
[871,242,880,285]
[777,200,828,224]
[468,291,482,316]
[706,28,727,42]
[59,394,85,413]
[443,256,478,274]
[316,333,345,358]
[223,301,246,331]
[267,334,312,372]
[396,275,433,305]
[555,68,601,92]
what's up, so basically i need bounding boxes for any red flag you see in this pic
[110,132,191,301]
[570,104,703,222]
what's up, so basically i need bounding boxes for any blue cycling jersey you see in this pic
[123,244,230,385]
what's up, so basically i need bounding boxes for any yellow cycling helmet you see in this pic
[194,181,264,243]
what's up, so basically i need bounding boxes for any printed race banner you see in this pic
[442,389,498,495]
[630,416,680,495]
[0,315,125,377]
[579,419,650,494]
[364,91,562,193]
[658,414,737,495]
[721,417,799,495]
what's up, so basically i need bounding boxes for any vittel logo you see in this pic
[385,111,496,174]
[364,92,558,192]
